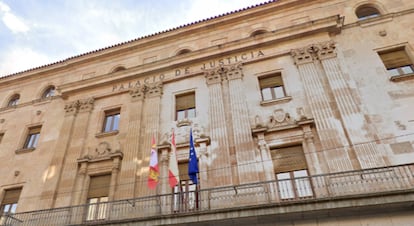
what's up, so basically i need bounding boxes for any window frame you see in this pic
[172,161,199,213]
[276,169,313,200]
[102,109,121,133]
[23,126,41,149]
[258,73,287,101]
[377,46,414,80]
[355,4,381,20]
[7,94,20,107]
[0,188,22,216]
[85,174,111,222]
[42,86,56,99]
[175,92,196,121]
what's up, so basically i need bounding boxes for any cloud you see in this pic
[0,1,29,34]
[0,47,50,76]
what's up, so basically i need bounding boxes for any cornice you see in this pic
[58,14,343,96]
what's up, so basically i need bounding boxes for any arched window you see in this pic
[42,86,55,98]
[356,4,380,20]
[250,29,268,37]
[176,49,191,56]
[8,94,20,107]
[112,66,126,73]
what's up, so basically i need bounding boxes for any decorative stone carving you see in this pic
[204,69,222,85]
[315,41,336,60]
[64,100,80,116]
[268,109,295,128]
[291,46,316,65]
[79,141,123,162]
[78,98,94,113]
[95,141,111,156]
[146,82,163,98]
[291,41,337,64]
[226,64,243,80]
[296,107,308,120]
[129,85,147,101]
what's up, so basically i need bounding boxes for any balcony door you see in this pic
[271,145,313,200]
[172,162,199,212]
[85,174,111,221]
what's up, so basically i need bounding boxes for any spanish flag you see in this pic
[148,136,159,189]
[168,129,180,188]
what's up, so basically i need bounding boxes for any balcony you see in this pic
[1,163,414,225]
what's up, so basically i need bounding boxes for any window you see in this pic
[42,86,55,98]
[259,73,286,101]
[173,162,199,212]
[86,174,111,221]
[271,145,313,200]
[102,109,120,133]
[0,133,3,143]
[175,92,196,121]
[0,188,22,221]
[7,94,20,107]
[24,126,41,149]
[378,47,414,77]
[355,5,380,20]
[176,49,192,56]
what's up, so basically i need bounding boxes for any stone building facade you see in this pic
[0,0,414,225]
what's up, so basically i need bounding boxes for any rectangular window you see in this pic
[259,73,286,101]
[271,145,313,200]
[173,162,199,212]
[175,92,196,121]
[86,174,111,221]
[102,109,120,133]
[0,188,22,223]
[0,133,4,143]
[378,47,414,77]
[24,126,41,149]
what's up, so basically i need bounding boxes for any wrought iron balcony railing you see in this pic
[1,163,414,225]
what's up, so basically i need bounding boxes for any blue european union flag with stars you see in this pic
[188,128,199,184]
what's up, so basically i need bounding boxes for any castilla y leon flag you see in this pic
[147,136,159,189]
[168,129,180,188]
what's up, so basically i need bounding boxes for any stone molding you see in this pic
[64,97,95,115]
[291,41,336,65]
[204,63,244,85]
[78,141,123,164]
[252,108,314,133]
[129,82,163,101]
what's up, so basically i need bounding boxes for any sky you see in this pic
[0,0,268,77]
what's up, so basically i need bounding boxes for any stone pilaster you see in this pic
[291,46,355,172]
[58,98,94,207]
[71,162,87,206]
[195,137,210,209]
[204,69,233,187]
[135,82,163,197]
[227,64,260,183]
[116,86,146,200]
[158,145,170,214]
[40,100,79,208]
[316,41,385,169]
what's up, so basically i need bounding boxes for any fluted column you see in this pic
[109,157,121,201]
[158,145,170,214]
[316,41,385,168]
[227,64,260,183]
[135,82,163,197]
[291,47,355,172]
[116,86,146,200]
[204,69,233,187]
[196,137,210,209]
[60,98,94,207]
[40,100,79,208]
